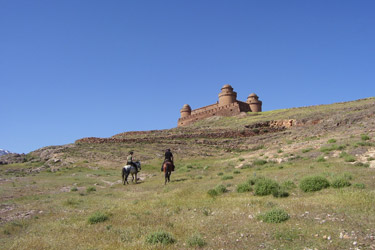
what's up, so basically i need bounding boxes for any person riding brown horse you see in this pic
[161,149,175,172]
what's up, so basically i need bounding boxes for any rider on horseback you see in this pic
[161,149,175,172]
[127,151,138,171]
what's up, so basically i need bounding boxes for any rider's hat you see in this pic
[129,151,134,154]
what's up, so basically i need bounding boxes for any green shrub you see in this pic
[331,178,351,188]
[299,176,330,192]
[344,155,356,162]
[277,149,283,153]
[302,148,313,153]
[328,139,337,143]
[248,175,266,185]
[86,187,96,192]
[217,172,224,176]
[356,141,373,147]
[236,182,253,193]
[258,208,289,223]
[367,157,375,161]
[272,188,289,198]
[281,180,296,190]
[354,183,365,189]
[207,189,218,197]
[354,162,369,168]
[238,158,245,162]
[233,170,241,174]
[187,233,206,247]
[70,187,78,192]
[215,184,227,194]
[221,175,233,180]
[254,178,280,196]
[146,230,175,245]
[253,159,268,166]
[316,156,326,162]
[361,134,370,141]
[88,212,109,224]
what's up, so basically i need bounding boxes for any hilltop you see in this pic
[1,97,375,249]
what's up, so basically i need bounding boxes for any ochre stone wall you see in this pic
[178,85,262,127]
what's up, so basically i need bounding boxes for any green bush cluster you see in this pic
[299,176,330,192]
[320,144,346,153]
[316,156,326,162]
[301,148,313,153]
[253,159,268,166]
[354,183,365,189]
[272,188,289,198]
[236,182,253,193]
[327,139,337,143]
[221,175,233,180]
[254,178,280,196]
[86,187,96,192]
[145,231,175,245]
[361,134,370,141]
[207,184,227,197]
[187,234,206,247]
[281,180,296,190]
[258,208,290,223]
[88,212,109,224]
[331,177,351,188]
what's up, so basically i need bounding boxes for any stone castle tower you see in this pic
[178,85,262,127]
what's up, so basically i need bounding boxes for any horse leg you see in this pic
[122,169,125,185]
[125,172,130,184]
[165,171,168,185]
[168,172,171,182]
[135,173,137,184]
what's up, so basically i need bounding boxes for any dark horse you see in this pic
[163,161,173,185]
[122,161,141,185]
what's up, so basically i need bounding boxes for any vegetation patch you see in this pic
[327,139,337,143]
[316,156,326,162]
[299,176,330,192]
[221,175,233,180]
[254,178,280,196]
[301,148,313,153]
[361,134,370,141]
[331,177,351,188]
[145,230,175,245]
[253,159,268,166]
[86,186,96,193]
[236,182,253,193]
[207,184,227,197]
[258,208,290,223]
[354,183,365,189]
[281,180,296,190]
[88,212,109,224]
[272,188,289,198]
[187,233,206,247]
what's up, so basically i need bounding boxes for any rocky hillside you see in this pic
[1,97,374,170]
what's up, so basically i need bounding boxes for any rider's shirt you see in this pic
[165,151,173,161]
[127,155,133,163]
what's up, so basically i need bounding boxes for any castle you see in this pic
[178,84,262,127]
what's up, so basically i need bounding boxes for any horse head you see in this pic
[135,161,141,171]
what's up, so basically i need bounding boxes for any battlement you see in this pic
[178,85,262,127]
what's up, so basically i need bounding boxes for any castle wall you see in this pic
[178,101,248,127]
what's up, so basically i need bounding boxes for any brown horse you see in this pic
[163,161,173,185]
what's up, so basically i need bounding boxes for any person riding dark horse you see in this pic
[127,151,138,172]
[161,149,175,172]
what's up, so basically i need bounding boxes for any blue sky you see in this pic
[1,0,374,153]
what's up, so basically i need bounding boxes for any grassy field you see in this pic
[1,98,375,249]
